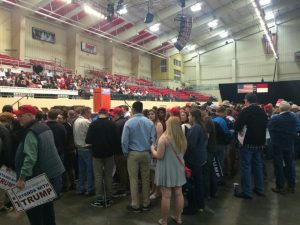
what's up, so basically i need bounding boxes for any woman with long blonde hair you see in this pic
[151,116,187,225]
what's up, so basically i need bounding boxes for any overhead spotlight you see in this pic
[208,19,218,28]
[219,30,229,38]
[259,0,271,6]
[62,0,72,3]
[107,3,115,21]
[177,0,185,7]
[149,23,160,32]
[191,3,202,12]
[144,12,154,23]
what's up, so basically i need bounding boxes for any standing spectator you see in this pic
[235,93,268,199]
[46,109,67,163]
[212,106,232,176]
[150,117,187,225]
[57,112,76,191]
[14,105,65,225]
[86,108,118,207]
[112,107,129,197]
[0,112,14,213]
[183,109,208,214]
[122,105,131,119]
[148,109,164,200]
[73,107,94,195]
[122,101,155,212]
[268,101,297,194]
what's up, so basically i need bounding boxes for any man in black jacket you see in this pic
[86,108,118,207]
[235,93,268,199]
[112,107,129,197]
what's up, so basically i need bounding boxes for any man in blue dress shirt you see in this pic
[122,101,155,212]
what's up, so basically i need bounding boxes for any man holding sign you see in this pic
[14,105,65,225]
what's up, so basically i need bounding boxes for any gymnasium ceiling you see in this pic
[1,0,300,58]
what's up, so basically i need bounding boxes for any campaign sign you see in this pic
[0,166,17,190]
[7,174,57,212]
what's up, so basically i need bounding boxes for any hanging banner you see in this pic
[7,174,57,212]
[0,166,17,190]
[81,42,97,55]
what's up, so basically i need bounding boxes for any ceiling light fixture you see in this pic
[259,0,271,6]
[208,19,218,28]
[264,11,274,20]
[191,3,202,12]
[149,23,160,32]
[171,38,177,43]
[84,4,105,19]
[187,45,196,51]
[118,6,127,15]
[61,0,72,3]
[219,30,229,38]
[251,0,278,59]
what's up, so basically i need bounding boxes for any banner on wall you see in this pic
[261,33,277,55]
[32,27,55,44]
[81,42,97,55]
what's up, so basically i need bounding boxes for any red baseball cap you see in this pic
[98,107,109,114]
[112,107,123,116]
[169,107,180,116]
[14,105,38,116]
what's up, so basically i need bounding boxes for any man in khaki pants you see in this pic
[122,102,155,212]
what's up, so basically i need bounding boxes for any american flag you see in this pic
[237,84,254,94]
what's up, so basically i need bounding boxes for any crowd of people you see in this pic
[0,68,203,101]
[0,93,299,225]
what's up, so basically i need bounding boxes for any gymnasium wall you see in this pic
[0,8,12,55]
[0,7,152,78]
[183,17,300,85]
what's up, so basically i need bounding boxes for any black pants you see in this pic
[187,164,205,210]
[26,201,56,225]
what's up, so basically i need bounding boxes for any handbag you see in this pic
[167,137,192,179]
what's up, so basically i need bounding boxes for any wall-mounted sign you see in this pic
[32,27,55,44]
[81,42,97,55]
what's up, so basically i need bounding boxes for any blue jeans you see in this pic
[272,145,296,189]
[78,149,94,193]
[50,175,62,196]
[240,147,264,196]
[216,144,226,171]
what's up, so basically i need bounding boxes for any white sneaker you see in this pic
[150,194,157,200]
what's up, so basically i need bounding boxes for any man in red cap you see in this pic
[14,105,65,225]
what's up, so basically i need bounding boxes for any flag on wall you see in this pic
[262,33,277,55]
[237,83,269,94]
[237,84,254,93]
[256,83,268,93]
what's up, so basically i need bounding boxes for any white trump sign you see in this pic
[7,174,57,212]
[0,166,16,190]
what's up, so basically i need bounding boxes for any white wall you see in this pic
[184,17,300,85]
[139,54,151,79]
[0,7,12,55]
[278,18,300,80]
[113,46,132,75]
